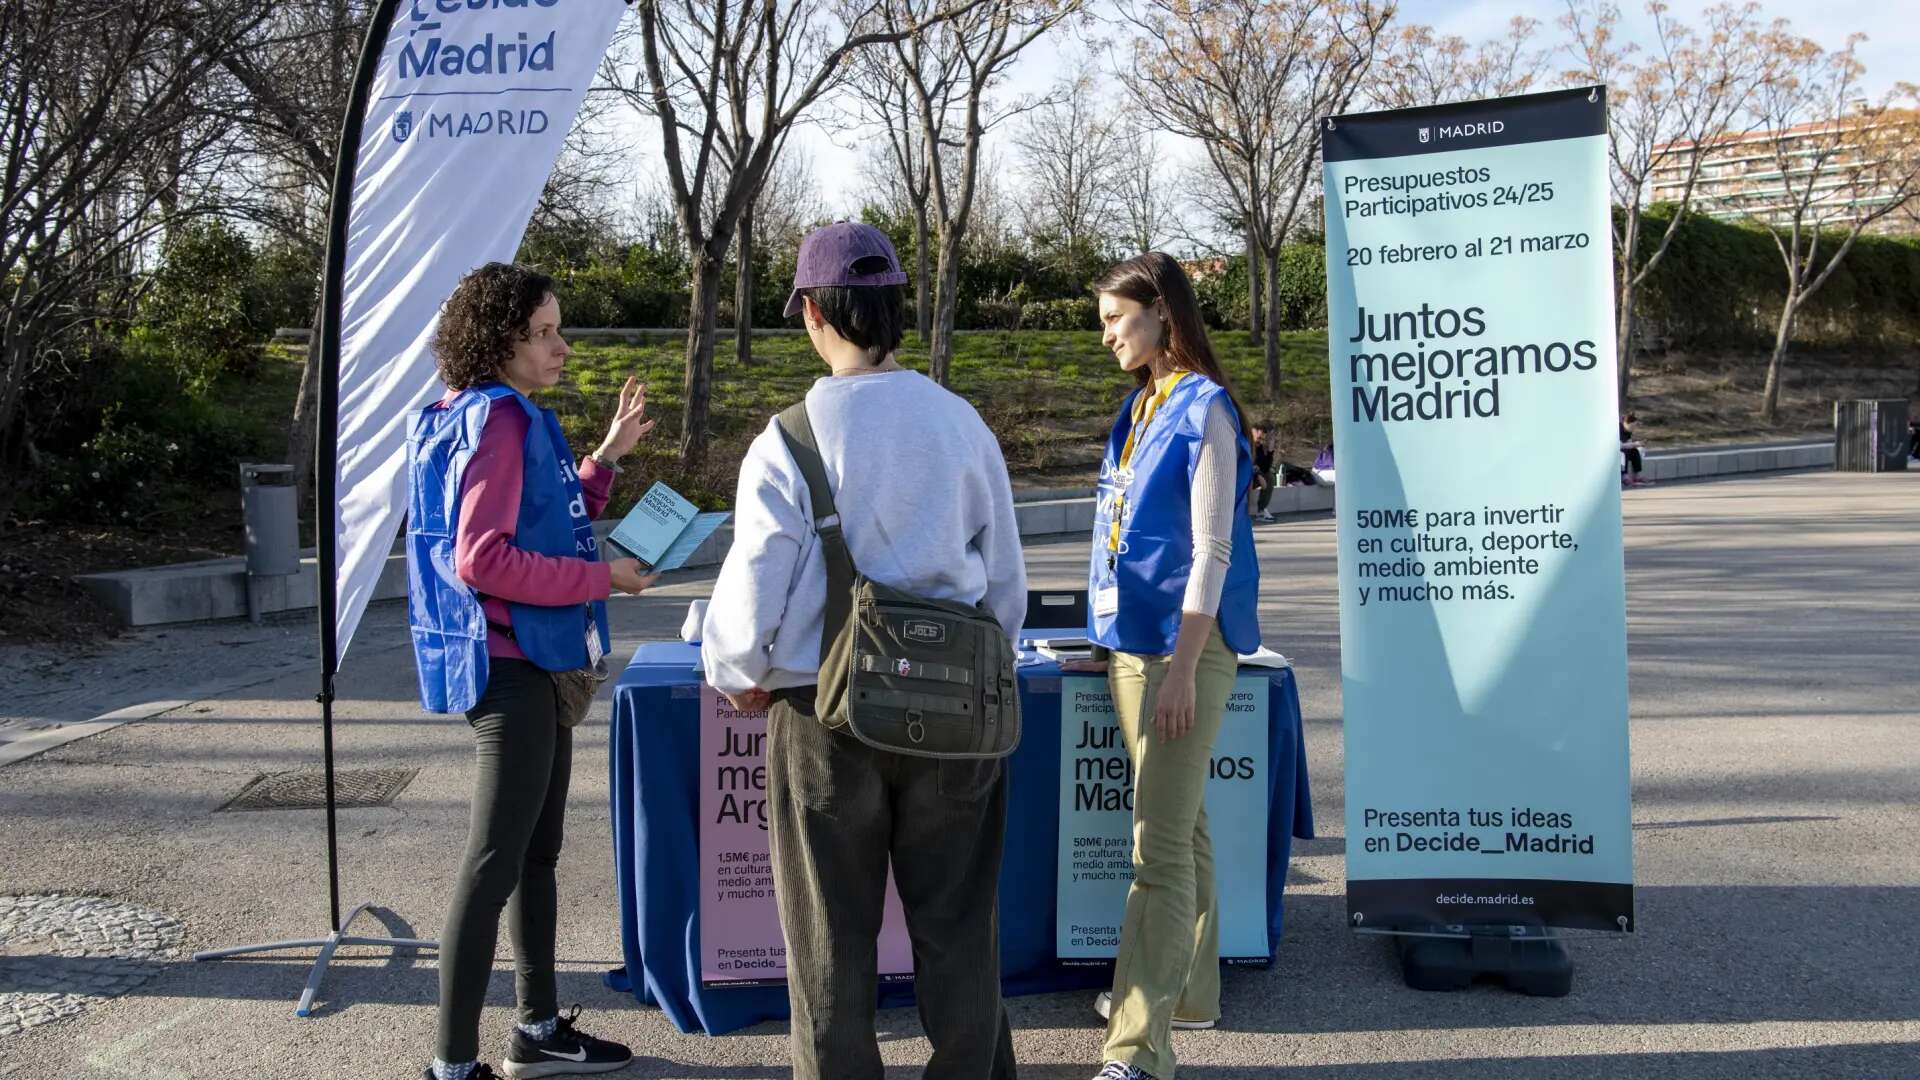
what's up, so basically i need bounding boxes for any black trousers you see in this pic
[437,659,572,1063]
[1622,447,1644,475]
[766,688,1018,1080]
[1251,470,1276,512]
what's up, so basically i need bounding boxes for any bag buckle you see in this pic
[905,709,926,745]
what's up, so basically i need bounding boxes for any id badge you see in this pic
[586,627,605,667]
[1093,585,1119,619]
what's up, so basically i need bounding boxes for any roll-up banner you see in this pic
[328,1,626,661]
[1321,87,1634,933]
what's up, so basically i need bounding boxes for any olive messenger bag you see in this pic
[773,401,1020,759]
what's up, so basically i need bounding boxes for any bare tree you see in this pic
[728,126,795,366]
[172,2,370,510]
[0,1,265,490]
[1714,32,1920,422]
[605,0,987,465]
[1368,15,1545,110]
[883,0,1086,386]
[753,145,831,254]
[1563,0,1769,408]
[1113,123,1177,256]
[1013,62,1124,274]
[733,141,827,358]
[1117,0,1390,400]
[839,33,956,343]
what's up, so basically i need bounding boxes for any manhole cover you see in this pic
[220,768,418,812]
[0,895,183,1037]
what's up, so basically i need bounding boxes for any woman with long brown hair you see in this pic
[1078,252,1262,1080]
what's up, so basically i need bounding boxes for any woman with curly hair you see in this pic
[406,262,654,1080]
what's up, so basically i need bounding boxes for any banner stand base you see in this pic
[1391,925,1571,997]
[193,900,437,1017]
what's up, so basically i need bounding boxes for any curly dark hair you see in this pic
[432,262,555,391]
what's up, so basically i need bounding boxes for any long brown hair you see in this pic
[1092,252,1247,434]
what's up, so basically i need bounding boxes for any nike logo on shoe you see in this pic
[538,1047,587,1062]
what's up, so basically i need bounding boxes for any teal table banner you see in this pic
[1321,86,1635,933]
[1055,675,1270,961]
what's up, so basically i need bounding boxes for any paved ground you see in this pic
[0,469,1915,1079]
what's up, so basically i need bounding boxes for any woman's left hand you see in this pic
[1154,665,1198,741]
[597,377,655,462]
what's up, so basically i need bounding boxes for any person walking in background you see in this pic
[701,222,1027,1080]
[1075,252,1262,1080]
[405,263,657,1080]
[1621,412,1649,486]
[1247,425,1277,523]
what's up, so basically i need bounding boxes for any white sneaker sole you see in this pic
[1094,990,1216,1030]
[501,1054,632,1078]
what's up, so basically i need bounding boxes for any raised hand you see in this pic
[597,377,656,462]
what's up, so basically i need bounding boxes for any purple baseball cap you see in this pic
[783,221,909,318]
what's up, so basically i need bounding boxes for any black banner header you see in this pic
[1324,86,1608,163]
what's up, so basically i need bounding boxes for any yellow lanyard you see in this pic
[1108,372,1187,554]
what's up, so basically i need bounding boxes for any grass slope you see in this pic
[553,329,1331,510]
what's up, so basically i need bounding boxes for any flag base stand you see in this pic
[193,901,437,1016]
[1390,924,1571,996]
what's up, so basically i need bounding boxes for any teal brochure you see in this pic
[606,481,730,572]
[1322,87,1634,933]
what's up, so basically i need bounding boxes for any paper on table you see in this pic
[1036,642,1094,663]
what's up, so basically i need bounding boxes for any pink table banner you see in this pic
[698,686,914,985]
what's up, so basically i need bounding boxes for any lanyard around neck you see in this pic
[1108,371,1187,553]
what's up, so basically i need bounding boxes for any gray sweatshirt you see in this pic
[702,369,1028,696]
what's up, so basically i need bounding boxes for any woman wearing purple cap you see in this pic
[704,221,1028,1080]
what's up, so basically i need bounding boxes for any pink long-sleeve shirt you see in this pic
[453,401,615,661]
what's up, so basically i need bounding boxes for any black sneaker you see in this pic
[502,1006,632,1077]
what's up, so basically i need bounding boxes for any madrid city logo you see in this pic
[1418,126,1430,144]
[393,110,414,143]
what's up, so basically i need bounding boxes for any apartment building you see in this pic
[1649,108,1919,237]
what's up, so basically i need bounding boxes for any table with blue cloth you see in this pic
[603,641,1314,1036]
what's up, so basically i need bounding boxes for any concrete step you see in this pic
[1640,441,1832,481]
[71,441,1830,628]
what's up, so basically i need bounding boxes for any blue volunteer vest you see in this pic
[405,382,611,713]
[1088,373,1261,656]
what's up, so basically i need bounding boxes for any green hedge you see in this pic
[1194,217,1920,352]
[1627,205,1920,351]
[1019,297,1099,330]
[1190,248,1327,331]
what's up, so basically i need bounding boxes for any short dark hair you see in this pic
[433,262,555,391]
[800,282,904,361]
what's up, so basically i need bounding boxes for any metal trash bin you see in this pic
[1833,399,1909,473]
[239,463,300,578]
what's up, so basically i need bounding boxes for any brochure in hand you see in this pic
[605,480,730,572]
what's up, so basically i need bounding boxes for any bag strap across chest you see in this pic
[774,401,856,670]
